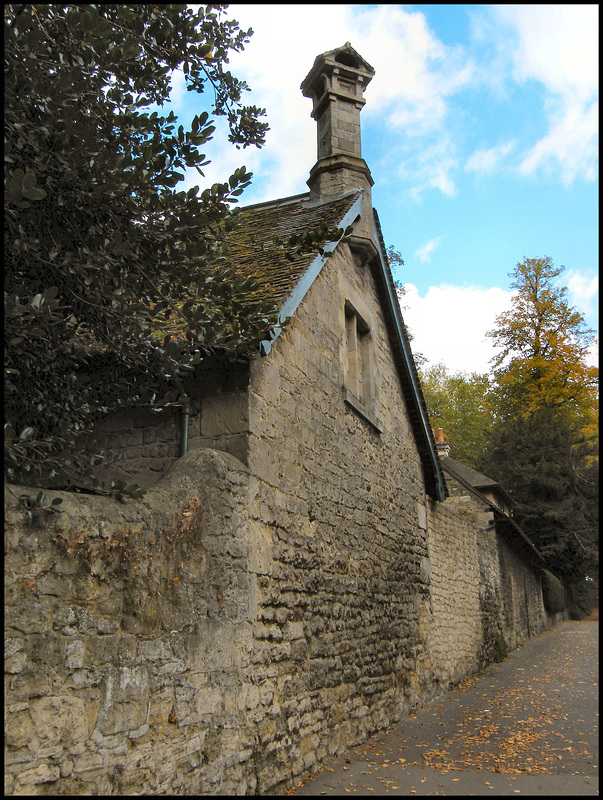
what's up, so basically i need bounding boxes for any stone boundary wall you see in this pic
[5,450,260,796]
[425,501,483,685]
[4,246,548,796]
[83,407,199,490]
[75,392,250,491]
[494,534,546,650]
[5,449,549,796]
[4,237,550,796]
[426,500,547,684]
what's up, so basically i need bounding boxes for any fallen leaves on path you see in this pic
[285,623,597,793]
[350,622,597,779]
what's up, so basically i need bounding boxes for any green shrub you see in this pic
[541,569,566,615]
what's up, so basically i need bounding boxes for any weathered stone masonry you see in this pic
[4,42,549,796]
[4,242,548,796]
[5,451,261,795]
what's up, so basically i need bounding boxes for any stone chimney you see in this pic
[301,43,375,204]
[435,428,451,459]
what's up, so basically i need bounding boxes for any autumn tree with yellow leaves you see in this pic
[486,256,597,422]
[479,257,598,616]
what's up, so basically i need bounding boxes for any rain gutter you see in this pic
[371,211,447,502]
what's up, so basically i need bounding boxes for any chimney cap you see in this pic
[435,428,450,458]
[301,42,375,105]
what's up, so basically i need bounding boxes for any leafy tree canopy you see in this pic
[478,407,598,613]
[486,257,598,423]
[479,257,598,612]
[4,4,344,490]
[419,362,492,470]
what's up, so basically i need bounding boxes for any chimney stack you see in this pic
[436,428,451,459]
[301,43,374,202]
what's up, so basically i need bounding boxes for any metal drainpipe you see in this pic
[180,399,190,457]
[171,373,190,458]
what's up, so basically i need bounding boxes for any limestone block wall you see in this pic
[432,473,547,670]
[495,534,546,650]
[424,501,547,686]
[4,449,260,796]
[197,390,251,467]
[82,407,200,490]
[477,526,507,666]
[241,245,439,792]
[425,501,483,685]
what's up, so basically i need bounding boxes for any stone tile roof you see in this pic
[442,456,514,508]
[443,457,499,491]
[225,189,361,305]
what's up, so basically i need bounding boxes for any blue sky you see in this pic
[167,4,598,374]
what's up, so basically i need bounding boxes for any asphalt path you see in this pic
[286,620,598,796]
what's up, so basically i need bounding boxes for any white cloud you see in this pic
[172,4,598,205]
[494,4,599,183]
[415,237,442,263]
[395,138,459,200]
[400,274,599,373]
[399,283,513,373]
[352,5,474,136]
[518,99,598,185]
[563,269,599,318]
[465,141,515,174]
[195,4,474,203]
[499,5,598,100]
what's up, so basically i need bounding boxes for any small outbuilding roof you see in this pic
[442,456,515,509]
[440,456,543,565]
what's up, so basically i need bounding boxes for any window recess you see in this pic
[344,301,383,433]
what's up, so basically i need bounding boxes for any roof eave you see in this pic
[371,210,447,502]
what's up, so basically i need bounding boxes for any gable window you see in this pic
[345,305,370,404]
[344,301,382,432]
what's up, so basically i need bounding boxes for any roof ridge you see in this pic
[239,187,362,214]
[239,191,311,213]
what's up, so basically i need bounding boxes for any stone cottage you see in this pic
[5,44,548,796]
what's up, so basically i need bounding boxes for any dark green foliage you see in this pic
[19,490,63,513]
[4,5,342,490]
[479,408,598,602]
[541,569,566,615]
[4,4,273,488]
[565,580,592,620]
